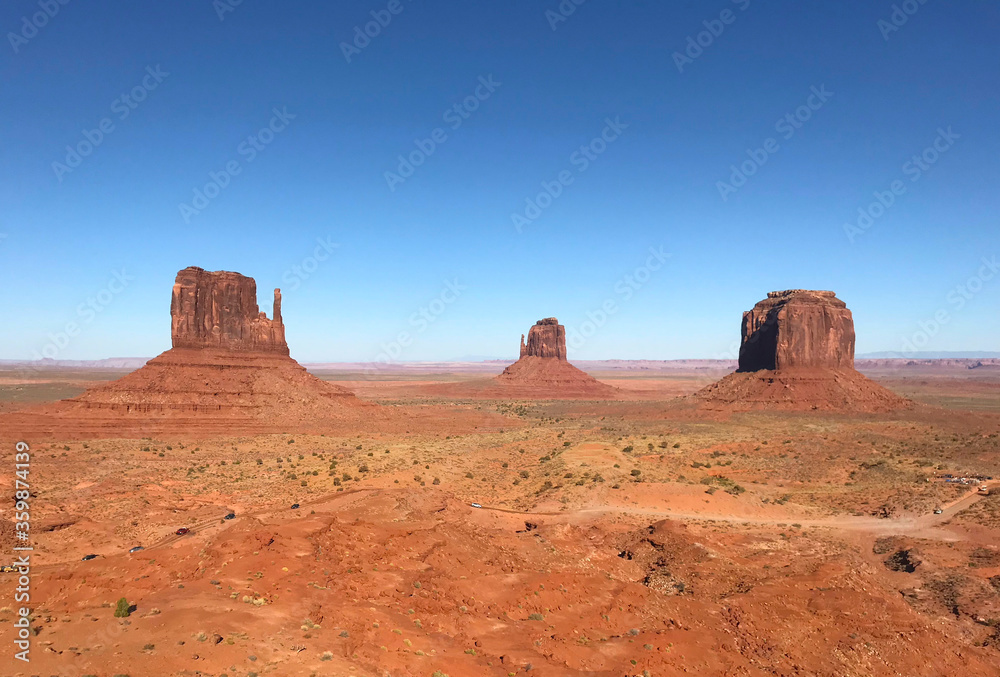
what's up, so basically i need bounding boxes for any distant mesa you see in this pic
[698,290,910,412]
[2,267,373,438]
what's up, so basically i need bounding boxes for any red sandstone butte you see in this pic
[497,318,616,398]
[739,290,855,372]
[519,318,568,360]
[0,267,376,438]
[171,266,288,354]
[698,290,909,413]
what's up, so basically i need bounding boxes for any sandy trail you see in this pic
[119,484,991,558]
[477,487,986,540]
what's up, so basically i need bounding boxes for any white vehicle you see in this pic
[470,503,482,509]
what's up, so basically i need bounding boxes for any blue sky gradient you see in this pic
[2,0,997,361]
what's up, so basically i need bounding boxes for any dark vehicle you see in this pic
[81,554,98,561]
[291,503,300,510]
[470,503,483,509]
[224,512,236,520]
[175,527,191,536]
[129,546,145,553]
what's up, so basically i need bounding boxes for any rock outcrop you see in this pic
[171,267,288,354]
[698,290,909,413]
[496,318,617,398]
[3,267,376,438]
[520,318,568,360]
[739,290,854,372]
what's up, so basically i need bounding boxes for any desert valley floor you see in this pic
[1,360,999,676]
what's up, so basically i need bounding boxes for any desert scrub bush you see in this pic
[528,613,544,621]
[701,475,745,496]
[114,597,131,618]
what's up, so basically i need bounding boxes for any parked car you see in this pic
[290,503,300,510]
[470,503,482,509]
[933,508,943,515]
[81,554,98,561]
[224,512,236,520]
[175,527,191,536]
[129,546,145,553]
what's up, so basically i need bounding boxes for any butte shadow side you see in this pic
[696,290,911,413]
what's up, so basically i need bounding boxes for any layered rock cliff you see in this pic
[699,290,909,412]
[739,290,855,372]
[519,318,568,361]
[170,267,288,354]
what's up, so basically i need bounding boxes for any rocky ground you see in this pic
[0,362,998,676]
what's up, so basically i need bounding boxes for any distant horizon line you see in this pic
[2,351,999,367]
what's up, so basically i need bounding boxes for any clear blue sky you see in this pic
[2,0,997,362]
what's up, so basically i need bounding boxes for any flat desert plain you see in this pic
[1,360,999,676]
